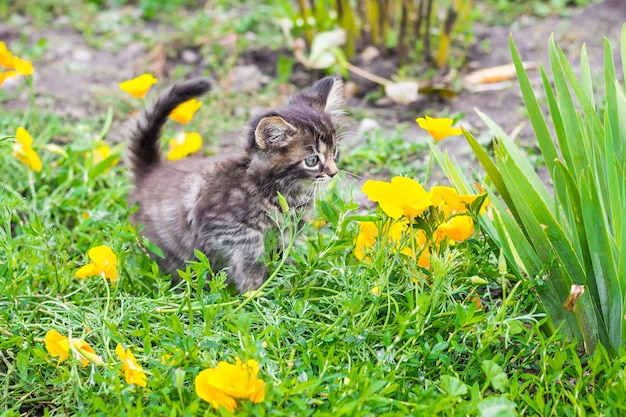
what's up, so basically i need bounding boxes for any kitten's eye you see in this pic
[304,155,319,167]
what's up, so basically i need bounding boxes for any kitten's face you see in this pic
[247,76,345,205]
[276,117,339,184]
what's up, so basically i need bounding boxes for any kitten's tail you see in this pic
[127,77,211,182]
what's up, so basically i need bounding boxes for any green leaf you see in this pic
[550,38,587,175]
[143,237,165,259]
[477,396,517,417]
[622,24,626,85]
[510,35,559,176]
[580,171,620,351]
[439,375,468,397]
[481,360,509,393]
[461,126,520,223]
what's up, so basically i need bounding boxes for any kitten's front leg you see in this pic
[230,247,268,292]
[202,222,267,292]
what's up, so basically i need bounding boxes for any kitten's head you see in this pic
[246,76,346,206]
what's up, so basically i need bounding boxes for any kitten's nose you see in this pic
[326,161,338,177]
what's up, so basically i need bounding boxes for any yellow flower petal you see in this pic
[13,128,42,172]
[195,369,238,411]
[119,73,158,99]
[116,344,147,387]
[194,357,265,411]
[169,98,202,124]
[417,246,431,268]
[0,42,14,69]
[362,176,433,219]
[416,116,462,142]
[45,330,102,367]
[166,132,202,161]
[75,263,97,279]
[354,221,378,261]
[0,70,18,86]
[16,127,33,147]
[75,245,118,282]
[354,219,409,262]
[71,338,103,367]
[45,330,70,364]
[436,215,474,242]
[431,186,485,214]
[13,145,42,172]
[12,57,34,76]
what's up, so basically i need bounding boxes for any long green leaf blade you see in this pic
[510,35,558,176]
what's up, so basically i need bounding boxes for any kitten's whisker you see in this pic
[338,169,363,181]
[337,127,365,137]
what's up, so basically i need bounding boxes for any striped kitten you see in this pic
[127,76,345,292]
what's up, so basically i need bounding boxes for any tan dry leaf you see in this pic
[384,81,419,105]
[463,62,538,86]
[563,285,585,312]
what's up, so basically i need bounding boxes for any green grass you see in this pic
[2,1,626,415]
[341,126,428,179]
[2,87,626,415]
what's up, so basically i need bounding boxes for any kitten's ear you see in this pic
[254,116,297,149]
[304,76,345,117]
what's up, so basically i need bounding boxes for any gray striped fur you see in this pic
[127,76,345,292]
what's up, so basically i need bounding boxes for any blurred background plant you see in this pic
[283,0,474,68]
[278,0,477,104]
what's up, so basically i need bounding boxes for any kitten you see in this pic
[126,76,345,292]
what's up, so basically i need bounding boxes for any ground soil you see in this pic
[1,0,625,179]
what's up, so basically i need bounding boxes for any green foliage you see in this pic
[480,0,600,21]
[341,128,428,178]
[434,28,626,354]
[2,96,625,413]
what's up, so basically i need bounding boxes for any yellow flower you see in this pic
[0,42,34,77]
[119,73,158,98]
[13,127,42,172]
[431,186,486,215]
[166,132,202,161]
[354,222,377,261]
[468,295,483,311]
[370,285,380,296]
[416,116,462,142]
[0,70,18,86]
[362,176,433,219]
[399,229,431,268]
[90,144,119,169]
[195,357,265,412]
[116,344,147,387]
[44,329,103,367]
[354,220,406,261]
[45,329,71,364]
[169,98,202,124]
[417,246,431,268]
[435,215,474,242]
[76,245,119,283]
[72,339,105,367]
[0,41,14,68]
[12,56,34,76]
[308,219,327,230]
